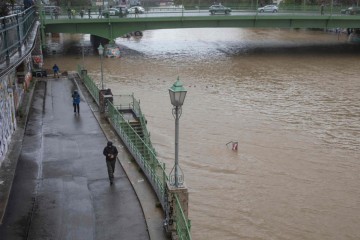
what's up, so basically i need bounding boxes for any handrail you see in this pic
[107,101,168,206]
[77,66,191,239]
[37,3,352,19]
[78,65,99,105]
[174,194,192,240]
[0,6,36,65]
[112,94,155,154]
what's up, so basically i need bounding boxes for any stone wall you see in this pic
[0,73,16,165]
[0,55,33,166]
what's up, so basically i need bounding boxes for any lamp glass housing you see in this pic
[169,77,187,107]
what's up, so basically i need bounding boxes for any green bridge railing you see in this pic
[77,66,191,240]
[78,65,99,105]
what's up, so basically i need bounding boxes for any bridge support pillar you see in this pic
[99,88,113,114]
[90,35,109,49]
[165,183,189,239]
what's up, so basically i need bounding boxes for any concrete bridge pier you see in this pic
[90,35,110,49]
[348,28,360,43]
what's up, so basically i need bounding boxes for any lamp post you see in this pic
[169,77,187,188]
[97,43,104,90]
[81,42,85,70]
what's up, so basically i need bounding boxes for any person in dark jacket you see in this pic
[103,141,118,185]
[72,90,80,114]
[24,0,34,10]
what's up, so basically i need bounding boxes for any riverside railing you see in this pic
[38,1,349,20]
[78,65,99,105]
[107,101,168,206]
[113,94,155,150]
[0,6,36,65]
[175,195,191,240]
[77,67,191,240]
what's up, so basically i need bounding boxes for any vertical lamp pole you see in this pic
[97,43,104,90]
[169,77,187,188]
[81,42,85,70]
[182,0,184,17]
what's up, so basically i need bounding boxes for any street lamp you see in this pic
[169,77,187,188]
[81,42,85,70]
[97,43,104,90]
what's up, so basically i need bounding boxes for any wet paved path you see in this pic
[0,77,149,240]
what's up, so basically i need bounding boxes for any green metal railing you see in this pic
[113,94,154,148]
[0,6,36,65]
[38,2,350,17]
[78,65,99,105]
[175,195,191,240]
[107,101,168,204]
[77,66,191,239]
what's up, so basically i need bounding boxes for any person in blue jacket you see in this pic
[52,64,60,78]
[72,90,80,114]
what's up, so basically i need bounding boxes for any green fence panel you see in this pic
[77,69,191,239]
[174,194,192,240]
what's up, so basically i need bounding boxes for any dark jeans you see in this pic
[73,103,79,113]
[106,160,116,181]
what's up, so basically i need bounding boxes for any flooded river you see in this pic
[44,28,360,240]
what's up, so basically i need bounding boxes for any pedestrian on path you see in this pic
[98,6,102,18]
[80,8,84,18]
[52,64,60,78]
[72,90,80,114]
[67,7,71,19]
[103,141,118,185]
[71,9,76,18]
[88,7,92,18]
[320,2,325,15]
[134,7,139,18]
[53,8,59,19]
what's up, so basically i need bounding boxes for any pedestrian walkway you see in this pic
[0,76,166,239]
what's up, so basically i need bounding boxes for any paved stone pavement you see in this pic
[0,76,168,240]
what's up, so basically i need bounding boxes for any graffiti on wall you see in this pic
[32,55,43,68]
[0,76,16,164]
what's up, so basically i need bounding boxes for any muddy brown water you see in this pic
[44,28,360,240]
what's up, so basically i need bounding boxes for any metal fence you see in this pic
[37,1,351,20]
[113,94,155,150]
[0,6,36,64]
[175,195,192,240]
[78,65,99,105]
[77,66,191,240]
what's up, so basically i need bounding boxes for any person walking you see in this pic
[134,7,139,18]
[103,141,118,185]
[23,0,34,10]
[53,7,59,19]
[320,2,325,15]
[71,9,76,18]
[52,64,60,78]
[67,7,71,19]
[80,8,84,18]
[88,7,92,18]
[98,6,102,18]
[72,90,80,114]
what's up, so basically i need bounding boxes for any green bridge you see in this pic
[40,9,360,41]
